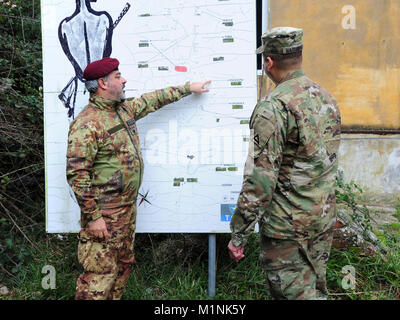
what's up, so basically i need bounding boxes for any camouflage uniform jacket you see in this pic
[230,70,341,246]
[67,83,191,240]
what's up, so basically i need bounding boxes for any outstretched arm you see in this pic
[125,80,211,120]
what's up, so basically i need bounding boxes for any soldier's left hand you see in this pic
[88,217,110,242]
[190,80,211,93]
[228,240,244,262]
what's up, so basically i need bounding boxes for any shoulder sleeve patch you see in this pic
[250,102,274,129]
[259,109,274,120]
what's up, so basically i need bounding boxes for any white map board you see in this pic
[42,0,257,233]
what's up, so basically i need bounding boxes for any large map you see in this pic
[42,0,257,233]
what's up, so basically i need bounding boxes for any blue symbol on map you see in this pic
[220,204,236,222]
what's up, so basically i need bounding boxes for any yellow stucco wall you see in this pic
[268,0,400,131]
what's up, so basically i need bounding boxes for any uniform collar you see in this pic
[89,93,124,110]
[276,69,305,86]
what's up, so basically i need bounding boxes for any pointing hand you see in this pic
[190,80,211,93]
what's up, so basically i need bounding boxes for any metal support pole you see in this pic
[262,0,271,33]
[261,0,271,68]
[208,233,216,298]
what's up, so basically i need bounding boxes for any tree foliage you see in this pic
[0,0,44,280]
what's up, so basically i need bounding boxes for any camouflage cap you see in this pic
[256,27,303,55]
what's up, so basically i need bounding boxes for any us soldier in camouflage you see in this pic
[228,28,341,300]
[67,57,210,300]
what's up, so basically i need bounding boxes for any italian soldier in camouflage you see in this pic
[228,27,341,300]
[67,57,210,300]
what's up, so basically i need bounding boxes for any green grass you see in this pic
[393,203,400,222]
[1,235,80,300]
[123,233,268,300]
[1,229,400,300]
[326,226,400,300]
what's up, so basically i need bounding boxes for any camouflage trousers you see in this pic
[75,235,135,300]
[260,228,333,300]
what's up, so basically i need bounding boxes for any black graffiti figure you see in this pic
[58,0,131,118]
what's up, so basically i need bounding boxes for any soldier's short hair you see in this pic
[263,50,303,71]
[84,73,110,94]
[85,79,98,93]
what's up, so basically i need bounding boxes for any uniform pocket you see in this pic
[77,241,93,267]
[259,235,302,271]
[95,170,123,196]
[77,241,117,274]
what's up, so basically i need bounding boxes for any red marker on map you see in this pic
[175,66,188,72]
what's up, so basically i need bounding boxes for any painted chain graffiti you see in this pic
[58,0,131,119]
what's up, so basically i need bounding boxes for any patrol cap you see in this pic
[83,57,120,80]
[256,27,303,55]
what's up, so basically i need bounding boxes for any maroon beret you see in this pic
[83,57,120,80]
